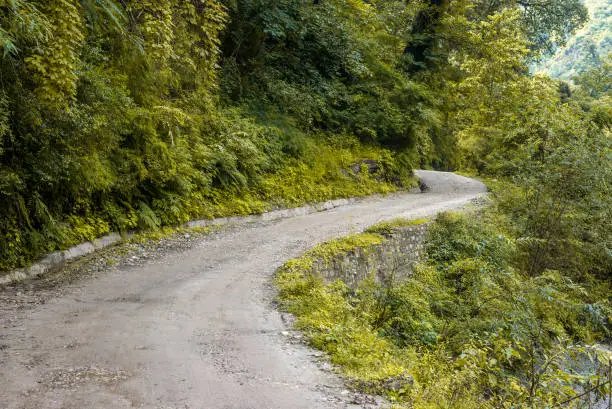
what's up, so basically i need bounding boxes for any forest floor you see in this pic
[0,171,486,409]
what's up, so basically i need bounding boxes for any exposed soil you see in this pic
[0,170,486,409]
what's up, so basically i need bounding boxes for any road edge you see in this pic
[1,190,425,286]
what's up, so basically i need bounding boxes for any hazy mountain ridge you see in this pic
[538,0,611,80]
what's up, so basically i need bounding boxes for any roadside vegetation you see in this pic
[276,210,611,408]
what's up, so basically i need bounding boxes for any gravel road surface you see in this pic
[0,171,486,409]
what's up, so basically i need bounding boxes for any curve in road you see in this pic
[0,171,485,409]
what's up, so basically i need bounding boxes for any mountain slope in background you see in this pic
[537,0,611,80]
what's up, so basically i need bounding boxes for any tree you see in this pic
[479,0,588,55]
[402,0,588,73]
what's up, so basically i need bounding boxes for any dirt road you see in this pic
[0,171,486,409]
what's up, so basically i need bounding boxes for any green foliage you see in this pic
[536,0,611,80]
[401,0,587,79]
[452,60,611,280]
[276,212,612,408]
[425,212,513,269]
[0,113,403,270]
[0,0,50,57]
[515,0,588,55]
[573,53,612,99]
[219,0,438,150]
[0,0,420,271]
[365,218,430,235]
[428,0,611,284]
[22,0,83,105]
[276,233,410,382]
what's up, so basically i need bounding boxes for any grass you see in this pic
[274,228,414,397]
[365,218,430,235]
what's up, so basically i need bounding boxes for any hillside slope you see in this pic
[537,0,611,79]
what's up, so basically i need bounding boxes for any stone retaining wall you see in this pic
[315,224,429,289]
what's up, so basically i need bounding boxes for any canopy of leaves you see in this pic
[536,0,612,80]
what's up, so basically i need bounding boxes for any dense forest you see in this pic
[0,0,610,406]
[1,0,608,274]
[537,0,611,79]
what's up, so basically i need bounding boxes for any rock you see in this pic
[418,180,430,192]
[381,372,414,392]
[348,159,381,176]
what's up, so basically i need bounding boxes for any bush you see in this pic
[275,211,612,408]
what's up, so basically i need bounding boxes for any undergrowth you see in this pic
[276,231,410,382]
[1,134,414,272]
[275,214,612,408]
[365,218,430,235]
